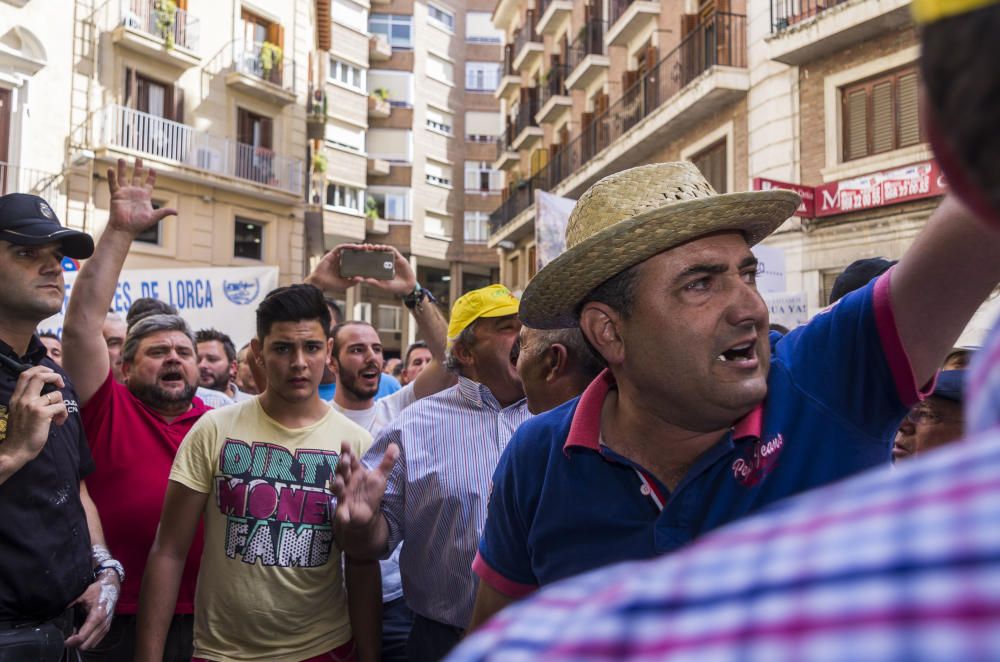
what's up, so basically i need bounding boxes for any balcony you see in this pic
[566,20,609,90]
[369,33,392,62]
[0,162,61,203]
[512,11,544,71]
[493,126,520,172]
[488,13,748,237]
[368,94,391,119]
[226,42,297,105]
[112,0,200,68]
[511,90,544,151]
[606,0,660,48]
[537,0,573,36]
[536,65,572,125]
[97,104,303,196]
[767,0,911,65]
[368,157,391,176]
[495,45,521,101]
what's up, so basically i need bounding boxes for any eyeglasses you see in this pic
[905,407,945,425]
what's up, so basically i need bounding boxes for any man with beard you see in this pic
[195,329,253,405]
[62,159,204,661]
[331,284,531,661]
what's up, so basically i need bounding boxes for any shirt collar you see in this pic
[563,369,764,454]
[457,375,526,412]
[0,335,49,366]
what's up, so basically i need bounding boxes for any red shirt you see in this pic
[81,373,208,614]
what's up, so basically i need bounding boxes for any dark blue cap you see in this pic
[0,193,94,259]
[829,257,897,305]
[932,370,965,403]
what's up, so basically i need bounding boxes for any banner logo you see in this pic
[223,279,261,306]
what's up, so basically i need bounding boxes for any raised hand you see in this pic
[330,442,399,538]
[306,243,417,297]
[306,244,366,292]
[106,158,177,237]
[357,243,417,297]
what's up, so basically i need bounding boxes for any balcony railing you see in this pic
[515,88,540,136]
[99,104,304,195]
[770,0,851,32]
[490,12,746,233]
[0,162,61,202]
[502,44,516,76]
[513,10,540,56]
[539,65,570,107]
[496,125,515,160]
[233,41,295,91]
[120,0,200,51]
[567,20,607,71]
[609,0,640,30]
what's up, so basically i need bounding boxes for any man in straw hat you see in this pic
[466,156,1000,628]
[331,284,531,660]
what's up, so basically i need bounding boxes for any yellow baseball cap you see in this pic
[447,284,520,342]
[912,0,998,23]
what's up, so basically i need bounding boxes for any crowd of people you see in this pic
[1,1,1000,660]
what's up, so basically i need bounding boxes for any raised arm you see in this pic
[62,159,176,404]
[891,193,1000,386]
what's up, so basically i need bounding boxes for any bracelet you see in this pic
[94,558,125,584]
[402,283,434,310]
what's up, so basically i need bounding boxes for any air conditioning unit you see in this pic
[196,148,222,172]
[353,302,372,324]
[122,12,142,29]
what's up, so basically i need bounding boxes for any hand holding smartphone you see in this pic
[340,247,396,281]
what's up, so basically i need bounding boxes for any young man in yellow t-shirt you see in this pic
[135,285,379,662]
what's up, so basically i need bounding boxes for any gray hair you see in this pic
[444,321,478,375]
[534,327,605,382]
[123,314,196,363]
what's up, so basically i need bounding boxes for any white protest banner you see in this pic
[534,190,576,270]
[763,292,809,331]
[751,244,786,294]
[40,266,280,348]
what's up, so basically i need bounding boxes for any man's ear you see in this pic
[451,339,476,370]
[250,338,263,365]
[546,344,569,383]
[579,302,624,367]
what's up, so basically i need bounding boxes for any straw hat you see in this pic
[520,162,801,328]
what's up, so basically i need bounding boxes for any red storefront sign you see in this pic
[752,160,946,219]
[752,178,815,217]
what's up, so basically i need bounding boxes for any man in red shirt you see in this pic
[62,158,202,662]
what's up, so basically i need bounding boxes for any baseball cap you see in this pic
[932,370,965,403]
[447,284,520,342]
[0,193,94,259]
[828,257,897,305]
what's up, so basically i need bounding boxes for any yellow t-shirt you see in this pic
[170,398,373,662]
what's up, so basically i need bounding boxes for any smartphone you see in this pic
[0,353,60,395]
[340,249,395,280]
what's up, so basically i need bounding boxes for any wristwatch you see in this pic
[402,283,436,310]
[94,558,125,584]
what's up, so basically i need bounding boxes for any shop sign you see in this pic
[753,178,816,217]
[814,160,947,218]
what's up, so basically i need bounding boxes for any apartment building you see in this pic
[489,0,949,318]
[320,0,505,355]
[2,0,313,283]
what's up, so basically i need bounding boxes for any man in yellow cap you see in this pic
[331,284,531,661]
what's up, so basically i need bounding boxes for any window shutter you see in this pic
[260,116,274,150]
[172,85,185,123]
[844,88,868,161]
[124,68,136,107]
[897,71,921,148]
[871,80,894,154]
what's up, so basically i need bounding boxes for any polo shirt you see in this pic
[81,372,209,614]
[474,272,927,597]
[0,336,94,622]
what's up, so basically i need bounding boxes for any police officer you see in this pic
[0,193,122,661]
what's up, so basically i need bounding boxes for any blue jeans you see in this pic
[405,613,463,662]
[381,597,414,662]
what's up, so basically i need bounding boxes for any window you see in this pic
[234,218,263,260]
[691,139,727,193]
[376,305,403,332]
[464,212,490,243]
[325,183,365,213]
[464,161,503,192]
[329,58,366,91]
[135,201,166,244]
[428,4,455,31]
[326,119,365,153]
[367,129,413,162]
[124,69,183,121]
[509,255,520,289]
[333,0,368,32]
[236,109,274,184]
[424,210,453,238]
[368,187,412,221]
[425,158,451,187]
[841,67,922,162]
[237,108,272,149]
[466,111,502,142]
[368,70,414,107]
[426,53,454,85]
[467,11,502,43]
[465,62,501,92]
[369,14,412,48]
[426,106,453,135]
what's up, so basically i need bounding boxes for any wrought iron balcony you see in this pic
[770,0,850,32]
[119,0,200,51]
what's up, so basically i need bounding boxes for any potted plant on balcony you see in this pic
[365,196,380,221]
[312,152,328,175]
[154,0,178,49]
[373,88,390,101]
[260,41,283,82]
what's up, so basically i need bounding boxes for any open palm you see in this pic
[107,158,177,236]
[331,442,399,532]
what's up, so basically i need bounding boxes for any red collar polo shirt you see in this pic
[81,372,209,615]
[473,270,931,598]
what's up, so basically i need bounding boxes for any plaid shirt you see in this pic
[448,424,1000,661]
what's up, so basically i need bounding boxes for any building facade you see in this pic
[488,0,958,322]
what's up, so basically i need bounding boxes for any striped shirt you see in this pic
[448,424,1000,661]
[363,377,531,629]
